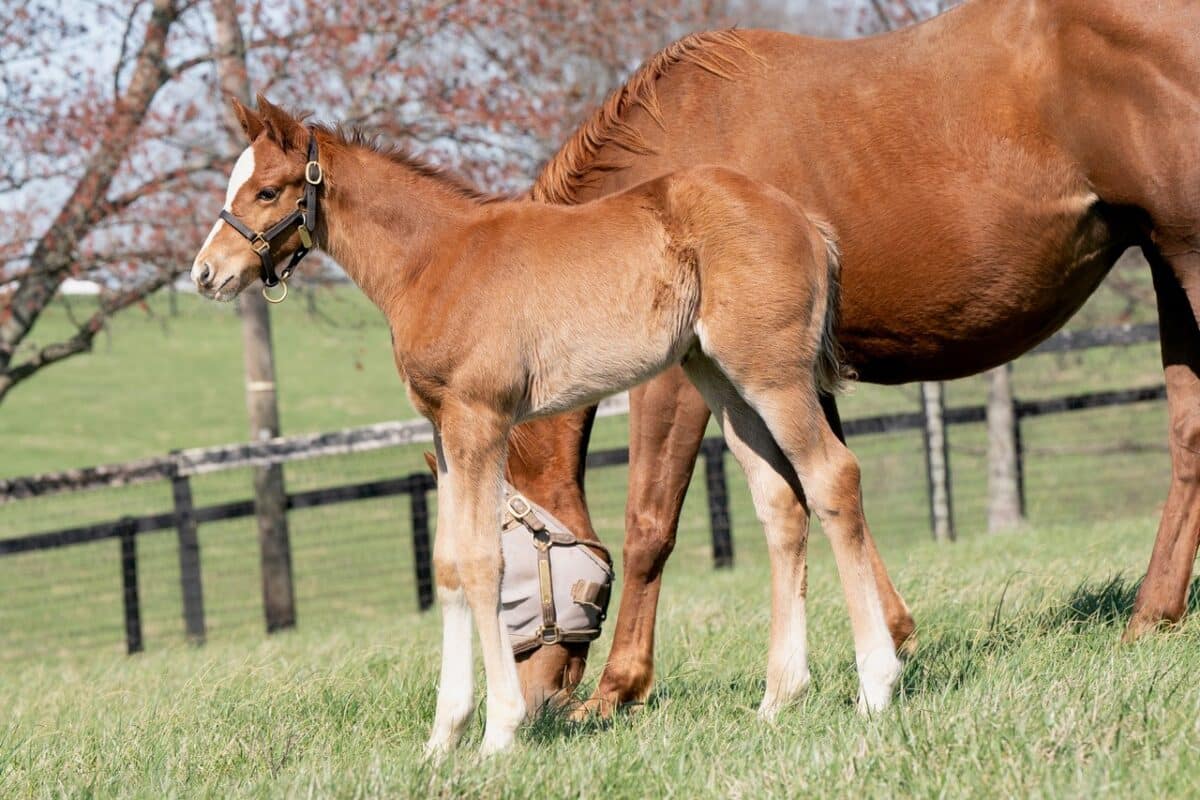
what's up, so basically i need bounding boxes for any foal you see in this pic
[191,97,902,754]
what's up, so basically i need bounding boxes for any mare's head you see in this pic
[191,96,315,301]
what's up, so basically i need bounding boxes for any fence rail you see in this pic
[0,322,1171,660]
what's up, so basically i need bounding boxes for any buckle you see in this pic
[506,494,532,519]
[538,625,560,645]
[250,235,270,255]
[262,279,288,304]
[305,160,323,185]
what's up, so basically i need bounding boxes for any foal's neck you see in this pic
[316,135,492,309]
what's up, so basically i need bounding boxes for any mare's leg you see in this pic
[682,355,813,719]
[424,433,475,757]
[822,394,915,653]
[1127,245,1200,639]
[432,410,526,755]
[580,368,711,716]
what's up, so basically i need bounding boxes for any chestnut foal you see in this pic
[191,97,903,754]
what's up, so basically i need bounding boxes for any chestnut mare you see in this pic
[191,98,904,753]
[505,0,1200,714]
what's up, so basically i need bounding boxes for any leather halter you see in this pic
[216,132,322,303]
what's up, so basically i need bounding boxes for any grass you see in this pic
[0,261,1192,797]
[4,515,1200,798]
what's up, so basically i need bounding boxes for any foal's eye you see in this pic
[256,187,279,202]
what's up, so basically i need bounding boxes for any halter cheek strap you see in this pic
[217,132,323,302]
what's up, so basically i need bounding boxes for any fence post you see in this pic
[171,467,206,643]
[119,520,143,654]
[701,439,734,568]
[986,364,1026,532]
[920,382,956,542]
[409,473,435,611]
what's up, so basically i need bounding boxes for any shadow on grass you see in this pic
[898,573,1200,699]
[522,573,1200,738]
[1045,573,1200,628]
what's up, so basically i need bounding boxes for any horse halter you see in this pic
[217,131,323,304]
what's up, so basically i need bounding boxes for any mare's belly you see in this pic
[838,200,1140,385]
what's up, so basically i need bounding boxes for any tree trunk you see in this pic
[986,364,1025,532]
[0,0,180,394]
[921,381,956,542]
[214,0,295,631]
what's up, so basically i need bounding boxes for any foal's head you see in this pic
[191,96,315,301]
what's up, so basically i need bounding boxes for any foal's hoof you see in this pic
[422,740,450,764]
[479,728,517,756]
[856,649,902,715]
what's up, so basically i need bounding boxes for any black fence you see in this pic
[0,322,1171,662]
[0,439,735,657]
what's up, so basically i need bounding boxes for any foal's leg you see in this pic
[432,412,526,755]
[424,434,476,757]
[822,394,915,654]
[682,355,813,719]
[697,331,901,710]
[748,387,900,711]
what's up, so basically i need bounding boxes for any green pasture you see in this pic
[1,258,1195,797]
[4,514,1200,798]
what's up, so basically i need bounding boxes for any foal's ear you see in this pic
[255,93,308,152]
[230,97,265,142]
[423,451,439,484]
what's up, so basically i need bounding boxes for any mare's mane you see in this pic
[531,29,752,205]
[295,30,748,209]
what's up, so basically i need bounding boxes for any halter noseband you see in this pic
[217,132,322,304]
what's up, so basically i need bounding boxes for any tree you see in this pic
[0,0,216,402]
[0,0,725,406]
[853,0,956,33]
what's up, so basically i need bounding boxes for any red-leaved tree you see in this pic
[1,0,950,405]
[0,0,733,404]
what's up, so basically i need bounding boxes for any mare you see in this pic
[190,97,904,754]
[503,0,1200,715]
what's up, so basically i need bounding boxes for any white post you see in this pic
[921,382,956,542]
[986,364,1025,532]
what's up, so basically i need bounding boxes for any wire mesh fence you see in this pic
[0,330,1180,667]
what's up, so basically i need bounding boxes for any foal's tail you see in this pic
[812,220,853,396]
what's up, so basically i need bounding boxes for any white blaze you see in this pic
[198,146,256,255]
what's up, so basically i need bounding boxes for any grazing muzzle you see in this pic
[500,483,614,655]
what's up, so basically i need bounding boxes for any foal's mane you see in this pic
[316,124,507,204]
[531,29,752,205]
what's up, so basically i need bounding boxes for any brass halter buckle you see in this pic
[506,494,533,519]
[537,624,561,645]
[250,235,270,255]
[262,279,288,304]
[305,160,323,185]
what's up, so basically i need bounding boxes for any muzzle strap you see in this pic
[502,490,614,656]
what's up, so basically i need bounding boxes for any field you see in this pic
[2,274,1198,798]
[5,517,1200,797]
